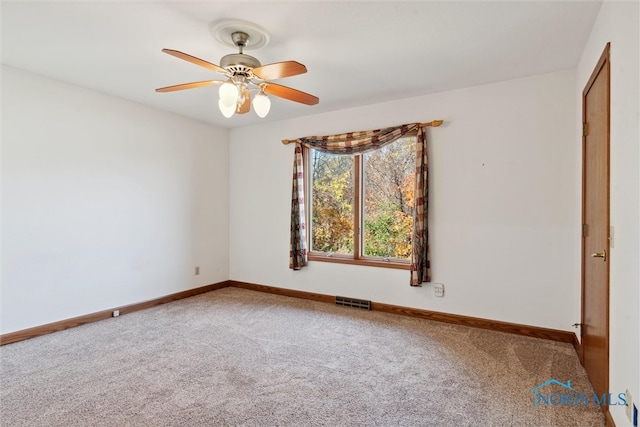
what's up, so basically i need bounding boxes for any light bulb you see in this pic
[218,99,235,118]
[219,81,239,108]
[252,92,271,118]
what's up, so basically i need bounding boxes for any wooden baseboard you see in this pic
[229,280,334,304]
[604,408,616,427]
[371,301,575,343]
[573,333,584,363]
[229,280,576,344]
[3,279,578,349]
[0,281,230,346]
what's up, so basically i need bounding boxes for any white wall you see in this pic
[577,1,639,425]
[1,66,229,334]
[229,69,579,332]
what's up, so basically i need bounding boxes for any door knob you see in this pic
[591,250,607,261]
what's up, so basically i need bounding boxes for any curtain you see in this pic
[411,127,431,285]
[289,143,307,270]
[288,123,430,286]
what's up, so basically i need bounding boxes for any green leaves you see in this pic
[311,153,354,254]
[310,136,416,260]
[363,138,415,259]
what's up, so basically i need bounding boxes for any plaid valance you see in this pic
[290,123,420,155]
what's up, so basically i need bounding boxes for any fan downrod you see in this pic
[220,31,261,70]
[231,31,250,52]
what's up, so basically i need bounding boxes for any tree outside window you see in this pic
[308,136,415,264]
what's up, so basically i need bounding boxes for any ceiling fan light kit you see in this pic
[219,80,239,107]
[156,20,318,119]
[218,99,236,118]
[252,90,271,118]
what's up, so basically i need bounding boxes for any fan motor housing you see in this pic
[220,53,261,71]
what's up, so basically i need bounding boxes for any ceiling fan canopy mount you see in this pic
[211,20,270,51]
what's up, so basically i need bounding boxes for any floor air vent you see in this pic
[335,296,371,310]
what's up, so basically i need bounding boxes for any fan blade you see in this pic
[161,49,227,74]
[252,61,307,80]
[155,80,223,93]
[264,82,319,105]
[237,89,251,114]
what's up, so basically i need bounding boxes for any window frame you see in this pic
[305,135,416,270]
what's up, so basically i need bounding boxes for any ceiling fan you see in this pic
[156,30,319,119]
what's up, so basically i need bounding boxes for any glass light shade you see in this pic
[252,92,271,118]
[218,99,235,118]
[219,82,239,107]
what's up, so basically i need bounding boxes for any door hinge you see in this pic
[582,224,588,237]
[583,122,588,137]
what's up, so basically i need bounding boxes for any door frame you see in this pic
[580,42,610,387]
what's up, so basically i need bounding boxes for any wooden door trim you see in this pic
[583,43,611,100]
[580,42,610,385]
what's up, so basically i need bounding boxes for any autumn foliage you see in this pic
[310,137,415,259]
[311,154,354,254]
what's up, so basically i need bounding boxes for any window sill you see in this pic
[308,253,410,270]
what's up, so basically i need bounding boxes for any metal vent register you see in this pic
[335,296,371,310]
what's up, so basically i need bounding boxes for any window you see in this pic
[307,136,416,268]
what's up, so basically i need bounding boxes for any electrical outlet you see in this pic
[627,389,633,422]
[112,310,120,317]
[433,283,444,297]
[195,266,200,275]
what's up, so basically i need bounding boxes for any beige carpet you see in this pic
[1,287,603,426]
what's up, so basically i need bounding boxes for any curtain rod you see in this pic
[281,120,443,145]
[420,120,443,128]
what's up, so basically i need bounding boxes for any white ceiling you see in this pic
[1,1,602,129]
